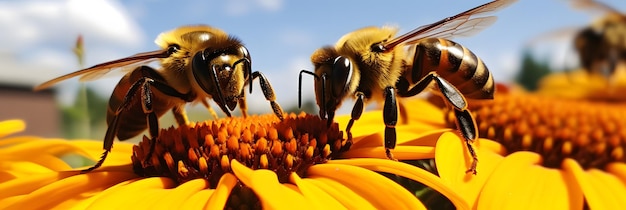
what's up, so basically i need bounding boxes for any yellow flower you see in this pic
[436,85,626,209]
[536,69,626,101]
[0,109,468,209]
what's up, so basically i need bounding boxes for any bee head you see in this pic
[192,37,251,116]
[307,47,355,127]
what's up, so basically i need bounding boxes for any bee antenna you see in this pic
[298,70,320,108]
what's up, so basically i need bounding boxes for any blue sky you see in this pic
[1,0,624,114]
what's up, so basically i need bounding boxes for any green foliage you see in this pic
[283,100,318,115]
[61,86,108,139]
[515,50,553,91]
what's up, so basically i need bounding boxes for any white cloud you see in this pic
[0,0,144,105]
[0,0,144,52]
[224,0,284,16]
[65,0,143,46]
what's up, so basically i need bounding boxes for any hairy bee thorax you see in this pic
[335,26,406,91]
[335,26,398,66]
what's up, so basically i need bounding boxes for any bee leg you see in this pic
[343,92,364,151]
[201,98,219,120]
[383,86,398,160]
[250,71,284,120]
[397,73,478,173]
[172,106,189,126]
[395,78,411,124]
[141,79,194,166]
[238,91,249,118]
[80,116,118,173]
[80,76,158,173]
[454,109,478,174]
[399,73,468,110]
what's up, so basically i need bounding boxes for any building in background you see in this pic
[0,52,61,138]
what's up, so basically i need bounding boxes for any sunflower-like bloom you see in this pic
[435,73,626,209]
[0,107,468,209]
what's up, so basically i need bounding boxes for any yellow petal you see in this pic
[400,128,451,147]
[478,152,583,210]
[0,171,79,200]
[290,173,345,209]
[587,169,626,207]
[399,98,448,126]
[9,154,72,171]
[77,178,140,210]
[180,189,215,210]
[308,163,425,209]
[341,144,434,159]
[151,179,209,210]
[231,159,309,209]
[0,136,39,147]
[563,158,626,210]
[0,120,25,138]
[72,140,135,164]
[0,196,23,209]
[350,132,385,149]
[537,70,620,100]
[343,128,442,159]
[330,158,469,209]
[476,138,508,155]
[435,132,504,207]
[129,189,173,210]
[73,140,135,156]
[205,173,237,209]
[335,111,383,140]
[606,163,626,184]
[0,161,56,182]
[1,140,93,161]
[335,99,447,147]
[3,171,138,210]
[86,177,175,209]
[305,177,376,209]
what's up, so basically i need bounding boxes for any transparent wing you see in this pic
[569,0,622,15]
[34,49,169,91]
[384,0,517,49]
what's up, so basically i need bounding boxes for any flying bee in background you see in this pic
[299,0,517,174]
[35,25,285,173]
[569,0,626,78]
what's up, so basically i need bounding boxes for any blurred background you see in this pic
[0,0,623,140]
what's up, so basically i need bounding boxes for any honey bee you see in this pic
[299,0,517,174]
[570,0,626,78]
[35,25,285,172]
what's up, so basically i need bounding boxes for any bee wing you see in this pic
[569,0,622,16]
[384,0,517,49]
[34,49,169,91]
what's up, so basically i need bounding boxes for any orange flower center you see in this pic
[447,93,626,169]
[132,113,346,186]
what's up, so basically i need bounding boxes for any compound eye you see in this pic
[239,46,250,60]
[191,52,213,93]
[167,44,180,55]
[330,56,352,98]
[370,42,385,53]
